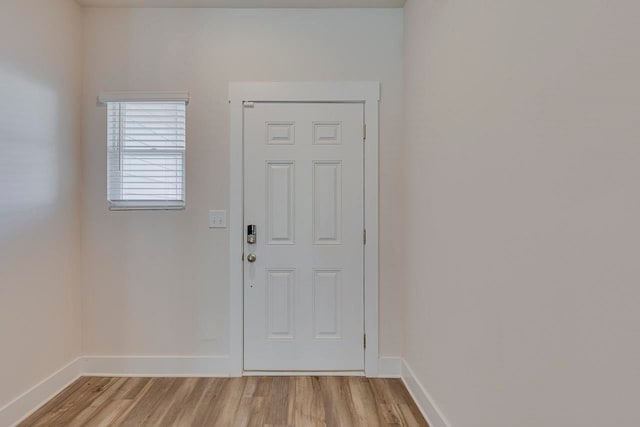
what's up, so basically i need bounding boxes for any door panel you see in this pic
[244,102,364,371]
[313,161,342,244]
[266,162,295,245]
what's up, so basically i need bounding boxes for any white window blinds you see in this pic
[107,101,186,209]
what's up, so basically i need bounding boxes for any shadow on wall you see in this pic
[0,66,60,244]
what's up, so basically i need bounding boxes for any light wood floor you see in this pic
[20,376,429,427]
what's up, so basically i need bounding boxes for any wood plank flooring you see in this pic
[19,376,428,427]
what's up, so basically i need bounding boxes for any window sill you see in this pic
[108,201,185,211]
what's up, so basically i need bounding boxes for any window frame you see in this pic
[98,92,190,211]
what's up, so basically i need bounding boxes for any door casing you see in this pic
[228,82,380,377]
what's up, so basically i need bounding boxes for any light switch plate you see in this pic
[209,210,226,228]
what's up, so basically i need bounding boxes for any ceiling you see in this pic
[77,0,405,7]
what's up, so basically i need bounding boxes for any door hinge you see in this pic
[363,123,367,142]
[363,228,367,245]
[364,334,367,349]
[244,102,254,108]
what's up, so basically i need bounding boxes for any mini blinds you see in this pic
[107,101,186,209]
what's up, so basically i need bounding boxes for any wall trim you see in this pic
[400,359,451,427]
[0,357,83,427]
[81,356,230,377]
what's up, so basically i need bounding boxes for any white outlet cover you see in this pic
[209,210,226,228]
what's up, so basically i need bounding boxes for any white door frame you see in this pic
[228,82,380,377]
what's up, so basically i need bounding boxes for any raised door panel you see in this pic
[266,122,295,145]
[266,269,296,340]
[313,161,342,245]
[266,162,295,245]
[313,122,342,145]
[313,269,342,339]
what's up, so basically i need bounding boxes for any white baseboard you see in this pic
[0,357,83,427]
[378,356,402,377]
[400,359,451,427]
[81,355,230,377]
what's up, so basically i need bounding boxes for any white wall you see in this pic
[0,0,83,409]
[403,1,640,426]
[81,8,404,358]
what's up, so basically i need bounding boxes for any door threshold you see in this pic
[243,370,365,377]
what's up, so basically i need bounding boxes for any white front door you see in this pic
[243,102,365,371]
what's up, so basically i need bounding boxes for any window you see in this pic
[101,93,188,210]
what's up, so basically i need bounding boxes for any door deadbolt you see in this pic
[247,225,256,244]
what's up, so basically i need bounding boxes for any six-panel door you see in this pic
[243,102,365,371]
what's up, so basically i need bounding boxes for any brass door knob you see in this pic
[247,253,257,263]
